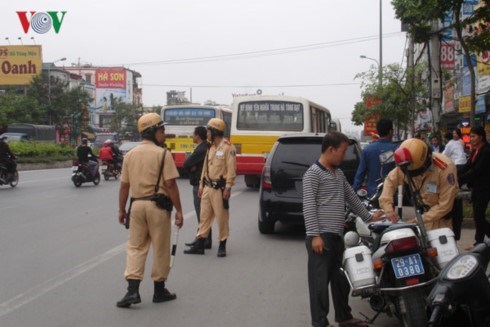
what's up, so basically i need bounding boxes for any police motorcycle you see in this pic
[101,160,121,181]
[428,239,490,327]
[341,146,459,327]
[71,155,100,187]
[0,162,19,187]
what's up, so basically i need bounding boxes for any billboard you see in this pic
[95,69,126,89]
[0,45,42,85]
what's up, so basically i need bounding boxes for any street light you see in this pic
[48,57,67,124]
[360,55,382,86]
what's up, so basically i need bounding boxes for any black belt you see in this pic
[203,179,223,189]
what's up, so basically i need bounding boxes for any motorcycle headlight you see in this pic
[445,255,478,280]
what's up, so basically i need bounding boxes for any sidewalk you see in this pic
[457,218,476,252]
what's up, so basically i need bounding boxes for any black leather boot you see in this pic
[185,237,198,247]
[204,228,212,249]
[153,281,177,303]
[116,279,141,308]
[183,238,205,255]
[217,239,227,257]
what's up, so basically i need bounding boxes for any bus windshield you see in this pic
[164,108,216,126]
[236,101,303,131]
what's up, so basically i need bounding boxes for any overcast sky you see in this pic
[1,0,407,133]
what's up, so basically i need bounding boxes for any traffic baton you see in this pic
[169,223,179,268]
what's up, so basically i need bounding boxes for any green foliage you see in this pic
[111,98,140,140]
[9,141,75,163]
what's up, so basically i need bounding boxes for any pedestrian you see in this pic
[116,113,184,308]
[183,126,212,249]
[353,118,398,197]
[442,129,467,240]
[302,132,385,327]
[184,118,236,257]
[430,135,444,153]
[379,138,459,231]
[458,126,490,248]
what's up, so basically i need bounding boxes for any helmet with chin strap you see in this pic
[206,118,225,138]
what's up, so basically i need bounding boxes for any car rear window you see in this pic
[271,139,322,169]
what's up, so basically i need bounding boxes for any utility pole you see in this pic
[429,20,442,133]
[407,32,416,138]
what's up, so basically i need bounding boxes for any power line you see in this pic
[122,32,404,66]
[140,82,361,88]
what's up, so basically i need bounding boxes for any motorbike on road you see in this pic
[101,160,120,181]
[428,239,490,327]
[0,162,19,187]
[71,159,100,187]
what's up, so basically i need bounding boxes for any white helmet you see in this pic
[344,231,360,248]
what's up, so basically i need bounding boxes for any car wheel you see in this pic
[258,213,275,234]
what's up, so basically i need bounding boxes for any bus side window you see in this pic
[311,108,318,133]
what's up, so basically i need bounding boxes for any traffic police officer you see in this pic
[379,138,458,231]
[117,113,184,308]
[184,118,236,257]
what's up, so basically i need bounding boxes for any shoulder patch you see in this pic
[230,149,236,157]
[433,156,448,170]
[447,173,456,185]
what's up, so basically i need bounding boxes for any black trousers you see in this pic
[306,233,352,327]
[192,185,201,223]
[472,191,490,244]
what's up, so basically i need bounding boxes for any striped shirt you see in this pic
[303,161,372,236]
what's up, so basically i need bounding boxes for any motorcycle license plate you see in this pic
[391,253,424,279]
[101,165,107,170]
[72,166,78,172]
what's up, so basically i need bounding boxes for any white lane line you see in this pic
[0,190,244,318]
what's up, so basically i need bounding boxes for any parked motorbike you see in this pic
[71,160,100,187]
[342,178,458,326]
[0,162,19,187]
[101,160,120,180]
[428,239,490,327]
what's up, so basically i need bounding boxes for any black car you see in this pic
[258,133,362,234]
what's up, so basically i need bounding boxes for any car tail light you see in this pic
[385,236,419,254]
[405,278,420,286]
[261,166,272,189]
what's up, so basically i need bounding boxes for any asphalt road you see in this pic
[1,168,476,327]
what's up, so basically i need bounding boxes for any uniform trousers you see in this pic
[306,233,353,327]
[197,186,229,241]
[472,191,490,244]
[124,201,171,281]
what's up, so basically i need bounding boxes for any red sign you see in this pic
[363,115,378,136]
[441,43,455,70]
[95,69,126,88]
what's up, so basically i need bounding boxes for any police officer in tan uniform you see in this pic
[184,118,236,257]
[379,138,458,231]
[116,113,184,308]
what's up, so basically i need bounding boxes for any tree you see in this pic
[352,63,429,138]
[0,91,41,132]
[391,0,490,126]
[111,99,140,140]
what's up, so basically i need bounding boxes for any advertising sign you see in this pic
[459,95,471,113]
[0,45,42,85]
[441,43,455,70]
[95,69,126,89]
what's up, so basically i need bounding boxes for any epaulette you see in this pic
[433,156,448,170]
[224,139,231,145]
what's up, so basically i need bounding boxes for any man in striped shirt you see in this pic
[303,132,384,327]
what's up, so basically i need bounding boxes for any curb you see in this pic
[17,160,73,171]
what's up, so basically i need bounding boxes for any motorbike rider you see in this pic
[379,138,459,231]
[107,139,123,169]
[76,138,99,179]
[99,140,115,167]
[0,136,17,179]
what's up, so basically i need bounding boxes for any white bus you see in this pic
[161,104,232,169]
[230,95,332,186]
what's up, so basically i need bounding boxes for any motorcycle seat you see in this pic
[371,223,419,252]
[368,222,393,234]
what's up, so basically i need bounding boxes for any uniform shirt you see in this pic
[303,161,372,236]
[442,139,467,165]
[121,140,179,198]
[200,139,237,189]
[379,152,458,230]
[353,139,398,196]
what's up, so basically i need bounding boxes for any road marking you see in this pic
[0,189,244,318]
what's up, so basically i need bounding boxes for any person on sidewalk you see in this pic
[353,119,397,197]
[116,113,184,308]
[183,126,212,249]
[184,118,236,257]
[303,132,385,327]
[458,126,490,247]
